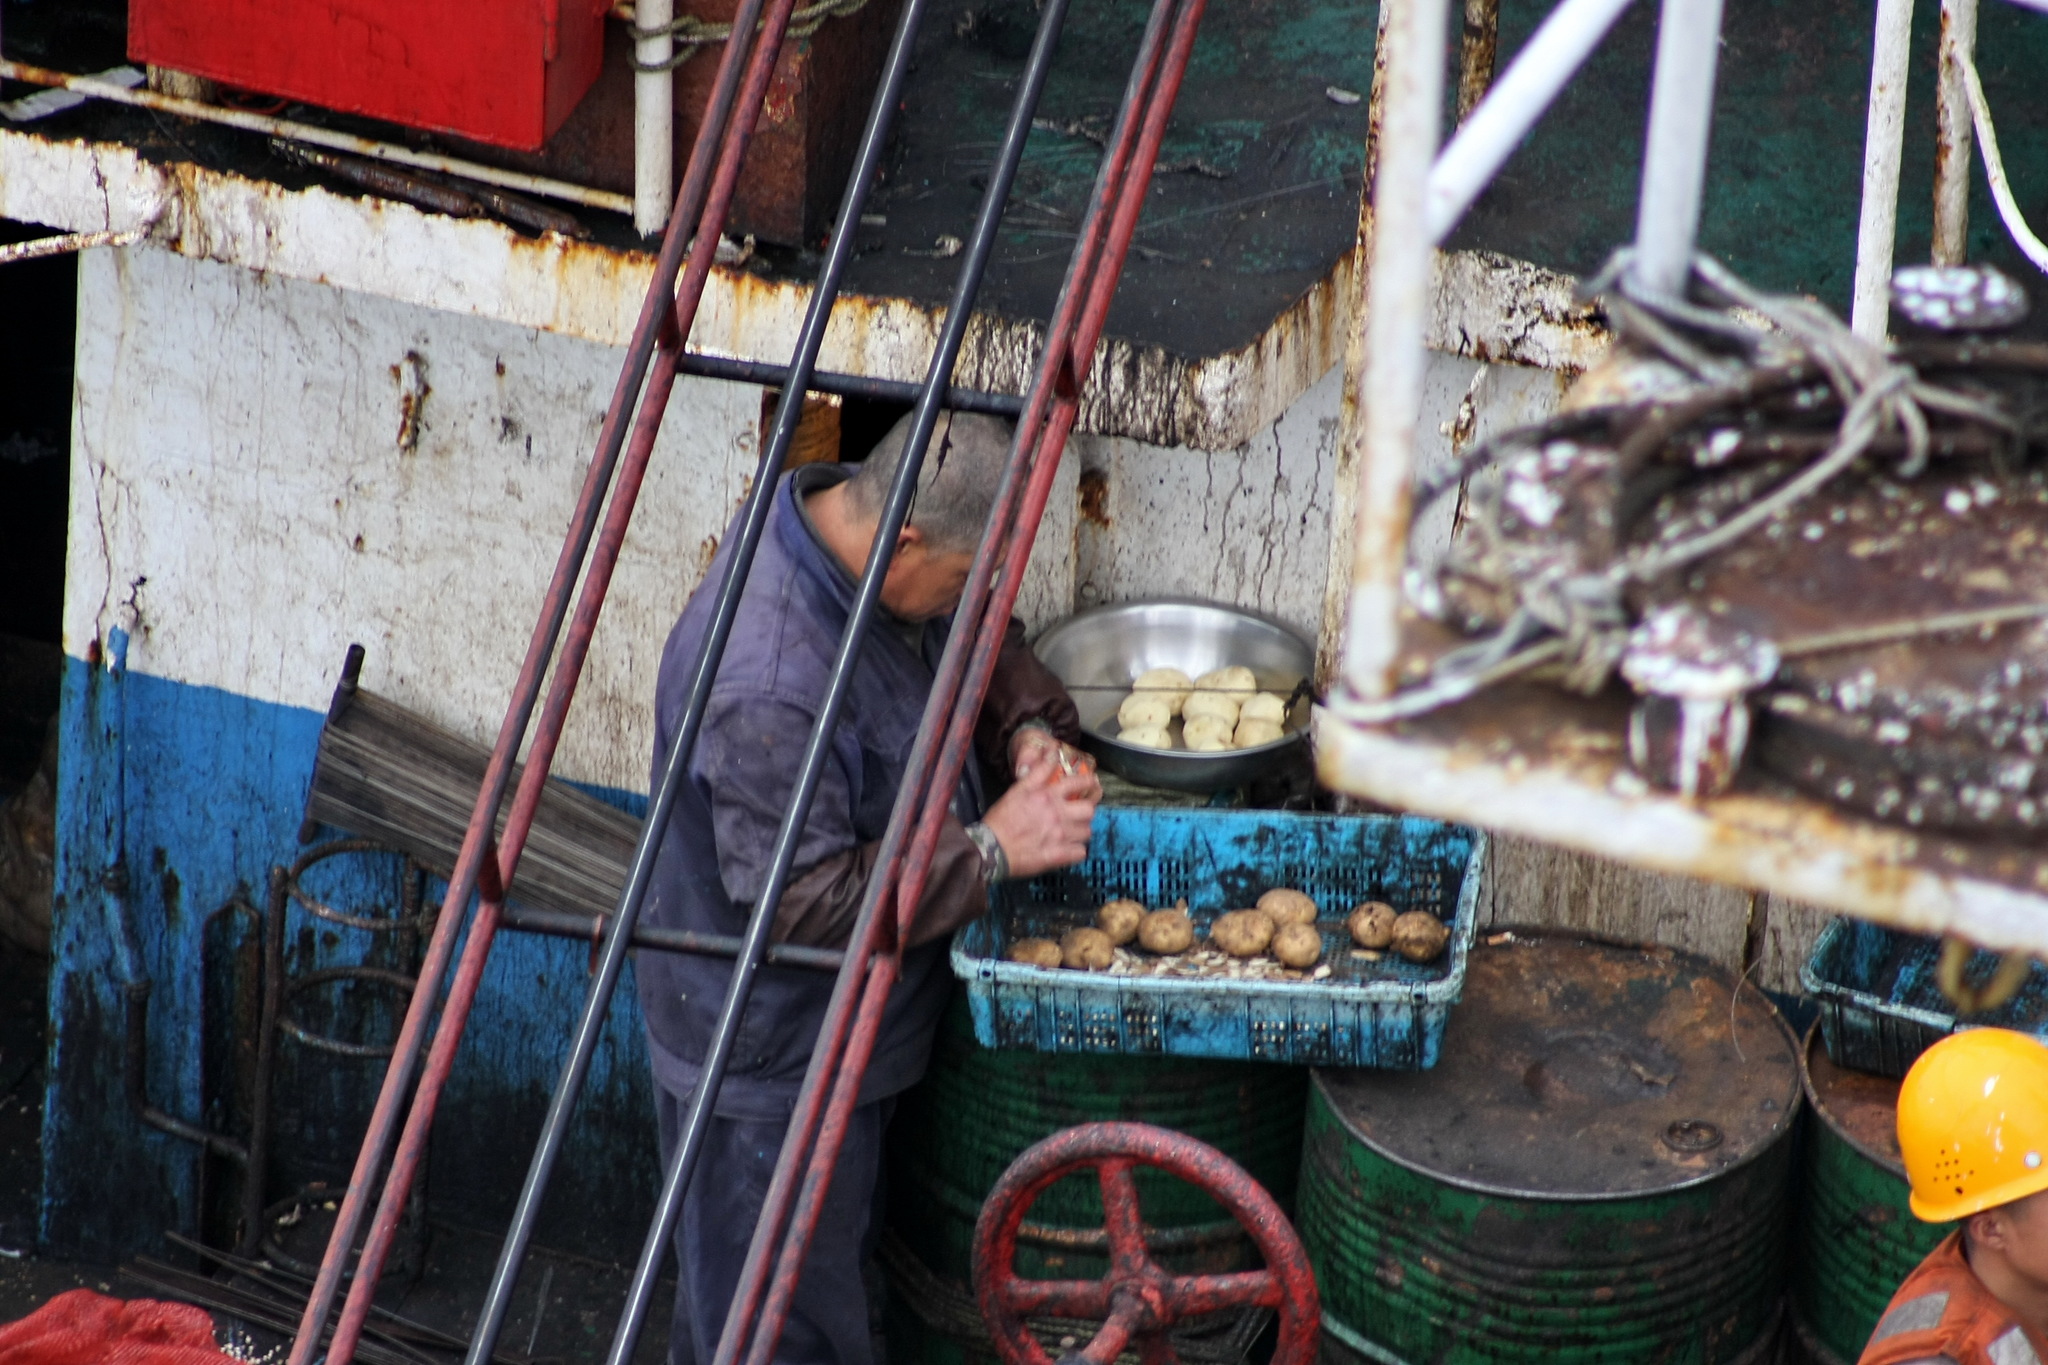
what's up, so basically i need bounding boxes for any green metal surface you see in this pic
[886,998,1308,1288]
[1791,1027,1953,1365]
[1296,934,1800,1365]
[1463,0,2048,323]
[1300,1081,1793,1365]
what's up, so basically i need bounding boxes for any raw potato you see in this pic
[1183,691,1242,726]
[1391,910,1451,964]
[1183,715,1234,751]
[1097,898,1145,945]
[1240,692,1288,726]
[1118,693,1174,730]
[1138,904,1195,954]
[1234,718,1285,749]
[1196,665,1258,698]
[1348,901,1397,950]
[1133,667,1194,713]
[1120,724,1174,749]
[1272,921,1323,968]
[1211,908,1276,958]
[1257,888,1318,925]
[1061,927,1116,970]
[1008,938,1062,967]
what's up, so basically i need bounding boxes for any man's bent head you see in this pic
[840,410,1014,620]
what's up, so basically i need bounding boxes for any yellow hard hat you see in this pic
[1898,1028,2048,1223]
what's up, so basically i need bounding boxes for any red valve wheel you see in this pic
[971,1121,1320,1365]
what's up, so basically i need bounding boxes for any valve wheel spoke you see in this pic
[1095,1158,1152,1272]
[1160,1271,1280,1315]
[1000,1278,1115,1319]
[1136,1331,1179,1365]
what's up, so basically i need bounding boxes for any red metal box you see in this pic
[128,0,608,151]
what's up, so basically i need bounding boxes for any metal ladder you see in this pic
[284,0,1214,1355]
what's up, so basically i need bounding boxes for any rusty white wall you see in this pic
[62,248,1079,792]
[1073,353,1569,642]
[68,246,755,793]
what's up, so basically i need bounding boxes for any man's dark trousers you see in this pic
[656,1082,888,1365]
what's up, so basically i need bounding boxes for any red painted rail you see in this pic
[286,0,804,1355]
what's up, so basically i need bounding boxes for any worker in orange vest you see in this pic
[1864,1029,2048,1365]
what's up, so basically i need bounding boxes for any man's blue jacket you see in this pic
[637,463,1079,1115]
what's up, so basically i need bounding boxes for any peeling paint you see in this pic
[2,129,1608,451]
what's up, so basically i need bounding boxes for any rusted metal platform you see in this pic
[1316,664,2048,957]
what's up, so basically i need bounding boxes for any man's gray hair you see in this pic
[841,410,1015,554]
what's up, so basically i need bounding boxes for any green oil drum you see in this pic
[1298,931,1802,1365]
[883,998,1308,1365]
[1790,1023,1952,1365]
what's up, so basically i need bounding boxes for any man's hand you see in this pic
[1010,727,1102,801]
[982,761,1098,879]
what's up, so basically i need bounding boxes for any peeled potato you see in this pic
[1257,889,1318,926]
[1348,901,1397,949]
[1183,691,1241,726]
[1272,921,1323,968]
[1240,691,1288,726]
[1211,908,1276,958]
[1234,718,1285,749]
[1183,714,1234,749]
[1060,926,1116,970]
[1196,665,1258,698]
[1120,724,1174,749]
[1008,937,1063,967]
[1117,693,1174,730]
[1391,910,1451,964]
[1138,905,1194,954]
[1133,667,1194,714]
[1097,898,1145,945]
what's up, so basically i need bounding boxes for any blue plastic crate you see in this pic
[1802,916,2048,1078]
[951,808,1485,1067]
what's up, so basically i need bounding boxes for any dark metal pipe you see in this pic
[124,979,250,1164]
[711,0,1204,1356]
[606,3,1077,1360]
[329,0,808,1340]
[293,0,794,1336]
[677,350,1025,416]
[495,904,844,972]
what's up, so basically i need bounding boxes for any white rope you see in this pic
[632,0,876,70]
[1958,51,2048,275]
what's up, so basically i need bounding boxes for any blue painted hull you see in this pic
[45,638,664,1261]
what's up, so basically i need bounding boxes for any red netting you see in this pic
[0,1289,239,1365]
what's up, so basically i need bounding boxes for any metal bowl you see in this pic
[1032,598,1315,792]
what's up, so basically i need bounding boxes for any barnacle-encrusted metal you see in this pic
[1373,252,2048,832]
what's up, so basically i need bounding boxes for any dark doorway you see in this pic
[0,219,76,649]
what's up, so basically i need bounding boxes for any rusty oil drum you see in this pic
[1297,931,1801,1365]
[883,999,1307,1365]
[1791,1023,1952,1365]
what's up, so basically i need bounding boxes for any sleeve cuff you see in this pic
[964,821,1010,885]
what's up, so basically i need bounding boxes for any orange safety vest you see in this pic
[1860,1232,2048,1365]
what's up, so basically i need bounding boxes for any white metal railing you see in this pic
[1855,0,2048,334]
[1342,0,1726,702]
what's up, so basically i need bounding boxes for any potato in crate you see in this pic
[952,808,1485,1066]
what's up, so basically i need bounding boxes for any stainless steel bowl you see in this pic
[1032,598,1315,792]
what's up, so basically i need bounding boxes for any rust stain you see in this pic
[1078,469,1111,528]
[9,127,1608,455]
